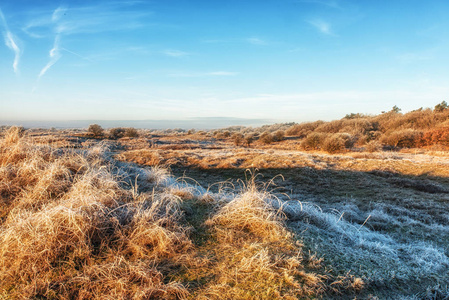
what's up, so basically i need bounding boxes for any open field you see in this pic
[1,125,449,299]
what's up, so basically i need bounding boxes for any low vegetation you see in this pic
[0,127,366,299]
[2,103,449,299]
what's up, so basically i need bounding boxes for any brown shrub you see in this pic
[380,129,423,148]
[322,135,346,154]
[301,132,327,150]
[421,127,449,147]
[244,134,254,147]
[259,131,274,144]
[286,121,325,137]
[125,127,139,138]
[88,124,104,137]
[272,130,285,142]
[231,133,244,146]
[109,127,126,139]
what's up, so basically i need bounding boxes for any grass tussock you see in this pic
[195,177,328,299]
[0,127,193,298]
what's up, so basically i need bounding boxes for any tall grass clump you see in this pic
[0,127,193,299]
[197,175,327,299]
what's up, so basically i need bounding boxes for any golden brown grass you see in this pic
[196,179,327,299]
[0,127,365,299]
[0,127,193,299]
[0,128,362,299]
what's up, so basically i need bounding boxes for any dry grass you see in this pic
[4,126,446,298]
[0,127,194,298]
[2,127,358,299]
[193,176,329,299]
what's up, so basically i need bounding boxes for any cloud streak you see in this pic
[38,34,62,79]
[23,3,151,38]
[0,8,21,74]
[163,49,190,57]
[308,19,335,36]
[52,6,67,22]
[246,37,268,45]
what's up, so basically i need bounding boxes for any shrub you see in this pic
[214,130,231,139]
[259,132,274,144]
[322,135,346,153]
[301,133,327,150]
[124,127,139,138]
[231,133,244,146]
[109,127,126,139]
[88,124,104,137]
[435,101,448,112]
[336,133,357,149]
[344,113,365,119]
[244,134,254,147]
[380,129,423,148]
[272,130,285,142]
[421,127,449,146]
[285,121,325,137]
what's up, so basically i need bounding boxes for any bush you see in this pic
[421,127,449,146]
[231,133,244,146]
[244,134,254,147]
[336,133,357,149]
[88,124,104,137]
[285,121,325,137]
[259,132,274,144]
[272,130,285,142]
[322,135,346,154]
[380,129,423,148]
[125,127,139,138]
[109,127,126,139]
[214,130,231,139]
[435,101,448,112]
[301,133,327,150]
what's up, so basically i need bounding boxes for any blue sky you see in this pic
[1,0,449,125]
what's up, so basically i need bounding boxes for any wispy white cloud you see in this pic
[207,71,238,76]
[38,34,62,79]
[52,6,67,22]
[307,19,335,36]
[61,47,93,62]
[163,49,190,57]
[246,37,268,45]
[23,3,151,38]
[0,8,22,74]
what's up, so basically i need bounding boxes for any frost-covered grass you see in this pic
[0,127,366,299]
[2,126,448,298]
[282,200,449,297]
